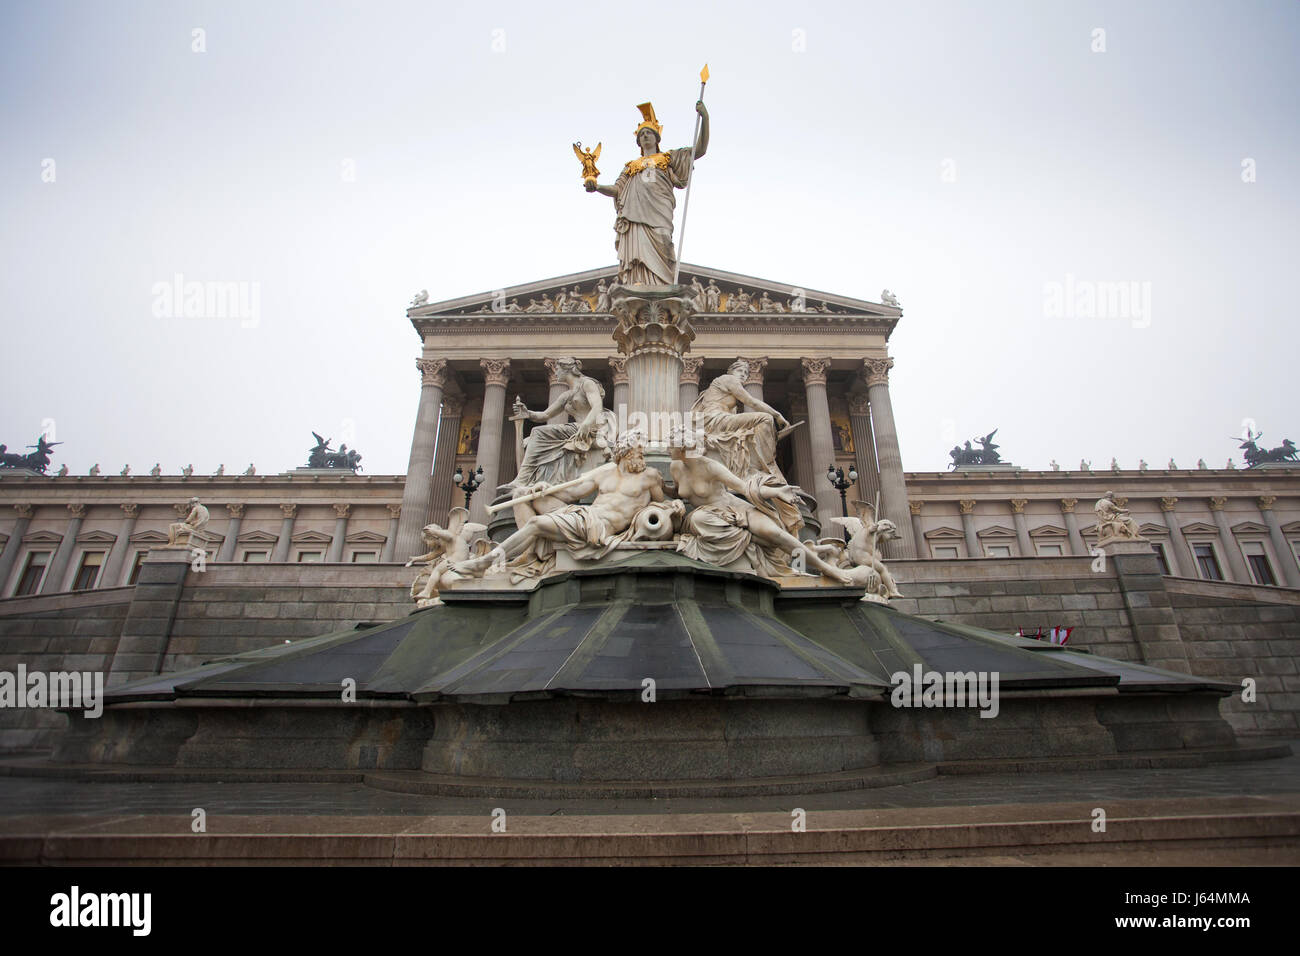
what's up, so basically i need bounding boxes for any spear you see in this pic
[671,64,709,287]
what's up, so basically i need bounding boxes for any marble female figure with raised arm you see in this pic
[690,358,791,482]
[511,357,616,490]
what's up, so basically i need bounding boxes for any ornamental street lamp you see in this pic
[453,465,484,508]
[827,463,858,541]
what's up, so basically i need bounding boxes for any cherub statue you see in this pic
[1110,457,1121,472]
[1139,459,1148,472]
[214,464,225,476]
[572,141,602,185]
[1197,458,1208,470]
[120,465,131,477]
[56,464,68,477]
[1049,459,1059,471]
[405,508,488,607]
[89,463,100,476]
[1226,458,1236,470]
[1079,459,1091,472]
[827,499,905,600]
[150,463,162,477]
[244,463,256,476]
[182,464,193,478]
[1168,458,1177,470]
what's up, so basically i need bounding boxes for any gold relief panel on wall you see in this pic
[830,415,854,455]
[457,417,481,456]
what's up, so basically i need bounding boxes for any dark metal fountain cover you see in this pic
[103,551,1231,706]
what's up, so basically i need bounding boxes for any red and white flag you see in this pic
[1048,626,1073,645]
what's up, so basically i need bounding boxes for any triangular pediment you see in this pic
[1284,521,1300,534]
[1138,522,1168,537]
[408,263,901,326]
[346,530,388,543]
[1028,524,1067,538]
[76,529,118,544]
[22,530,63,544]
[1180,522,1219,535]
[291,530,333,544]
[237,530,279,544]
[1230,521,1269,534]
[130,529,168,543]
[924,526,965,540]
[976,525,1017,539]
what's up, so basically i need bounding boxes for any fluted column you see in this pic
[847,392,881,510]
[0,504,33,595]
[499,377,520,486]
[1010,499,1033,556]
[909,501,925,556]
[543,358,568,423]
[327,504,349,563]
[428,394,463,529]
[1061,498,1085,555]
[472,358,510,525]
[609,357,630,417]
[680,357,703,415]
[1209,497,1249,583]
[801,358,838,527]
[739,356,767,403]
[1258,496,1299,587]
[959,499,980,557]
[1159,497,1194,575]
[216,503,242,563]
[394,358,447,559]
[787,393,817,497]
[102,503,139,584]
[41,504,84,593]
[271,503,296,563]
[863,356,915,558]
[381,505,401,563]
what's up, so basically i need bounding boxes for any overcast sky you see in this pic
[2,0,1296,476]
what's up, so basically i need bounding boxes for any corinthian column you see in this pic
[326,504,350,563]
[427,394,463,529]
[680,357,703,414]
[863,356,915,558]
[1209,497,1249,583]
[959,499,980,557]
[381,504,401,563]
[271,503,296,563]
[216,503,242,564]
[800,358,838,527]
[0,504,33,594]
[847,392,881,510]
[609,357,630,416]
[472,358,511,524]
[611,287,696,432]
[1061,498,1085,556]
[394,357,446,558]
[543,358,567,423]
[909,501,925,556]
[102,503,139,584]
[1159,497,1192,576]
[1258,496,1300,587]
[41,503,84,594]
[739,357,767,403]
[1010,499,1033,556]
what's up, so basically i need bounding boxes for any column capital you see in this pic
[1060,497,1078,513]
[13,503,33,519]
[1160,496,1178,512]
[847,392,870,416]
[120,503,139,518]
[608,356,629,385]
[226,503,244,518]
[1209,496,1228,511]
[959,499,977,515]
[800,357,831,386]
[68,503,86,519]
[417,357,447,388]
[1259,495,1277,510]
[1114,495,1129,508]
[679,356,704,385]
[333,503,351,519]
[909,501,924,516]
[863,356,894,387]
[480,358,511,387]
[1010,498,1028,514]
[172,502,189,517]
[738,356,768,386]
[279,503,297,518]
[387,504,402,519]
[441,393,465,417]
[542,357,564,386]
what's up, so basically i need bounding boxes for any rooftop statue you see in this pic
[511,357,617,490]
[689,358,792,482]
[1094,490,1143,542]
[948,430,1003,468]
[0,435,62,474]
[307,432,363,471]
[167,496,210,548]
[880,289,901,309]
[584,95,709,287]
[1237,430,1299,467]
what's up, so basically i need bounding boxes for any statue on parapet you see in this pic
[584,100,709,287]
[669,428,851,585]
[1094,491,1143,542]
[167,496,210,548]
[689,358,792,482]
[458,434,677,579]
[307,432,363,471]
[512,357,617,492]
[405,507,488,607]
[0,436,62,474]
[827,499,904,600]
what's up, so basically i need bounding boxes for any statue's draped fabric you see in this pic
[613,147,693,286]
[690,374,786,482]
[676,475,800,576]
[515,404,617,487]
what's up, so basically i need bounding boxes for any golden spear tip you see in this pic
[700,64,709,82]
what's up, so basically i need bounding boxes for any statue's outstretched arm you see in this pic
[693,100,709,160]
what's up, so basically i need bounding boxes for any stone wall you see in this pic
[0,588,133,752]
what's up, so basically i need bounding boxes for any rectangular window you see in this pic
[1151,542,1170,575]
[242,551,270,563]
[14,552,50,596]
[985,545,1012,558]
[350,551,379,563]
[72,551,105,591]
[1193,543,1223,581]
[296,551,323,563]
[1036,543,1064,556]
[1242,542,1276,586]
[127,550,147,584]
[933,546,960,559]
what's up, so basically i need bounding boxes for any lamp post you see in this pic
[827,463,858,541]
[453,465,484,509]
